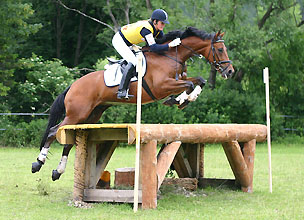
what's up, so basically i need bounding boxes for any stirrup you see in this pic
[117,90,134,100]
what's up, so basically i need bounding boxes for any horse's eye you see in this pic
[218,48,224,53]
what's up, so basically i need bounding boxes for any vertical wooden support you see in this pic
[184,143,201,178]
[156,141,181,189]
[199,144,205,178]
[84,141,97,189]
[173,147,193,178]
[140,140,157,209]
[242,139,256,192]
[74,130,88,201]
[95,141,118,185]
[222,141,251,192]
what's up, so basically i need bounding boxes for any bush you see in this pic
[0,119,47,147]
[183,82,265,125]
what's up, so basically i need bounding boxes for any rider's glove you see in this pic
[168,38,181,47]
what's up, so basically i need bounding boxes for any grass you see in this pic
[0,140,303,220]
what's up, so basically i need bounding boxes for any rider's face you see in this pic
[154,21,166,31]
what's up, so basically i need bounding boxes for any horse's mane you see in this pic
[156,27,215,44]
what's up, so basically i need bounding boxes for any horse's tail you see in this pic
[39,86,70,150]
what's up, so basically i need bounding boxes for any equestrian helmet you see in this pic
[151,9,169,24]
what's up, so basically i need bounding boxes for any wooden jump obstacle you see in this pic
[56,123,267,209]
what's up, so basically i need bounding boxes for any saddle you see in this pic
[103,56,147,87]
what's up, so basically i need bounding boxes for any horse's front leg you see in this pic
[161,78,195,107]
[186,76,206,102]
[176,76,206,109]
[163,76,206,109]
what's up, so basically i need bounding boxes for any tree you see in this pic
[0,0,41,96]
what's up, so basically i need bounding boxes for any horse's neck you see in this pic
[177,37,211,62]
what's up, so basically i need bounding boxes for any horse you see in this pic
[31,27,234,181]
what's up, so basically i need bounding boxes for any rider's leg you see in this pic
[117,63,136,99]
[112,32,138,100]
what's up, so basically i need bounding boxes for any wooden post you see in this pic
[242,139,256,192]
[84,141,96,189]
[222,141,251,192]
[173,147,193,178]
[140,140,157,209]
[73,130,88,201]
[199,144,205,178]
[156,141,181,189]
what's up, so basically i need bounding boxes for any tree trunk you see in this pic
[74,0,87,66]
[56,2,62,59]
[146,0,152,11]
[208,66,217,89]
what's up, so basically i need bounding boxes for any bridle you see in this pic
[181,39,232,75]
[148,38,232,80]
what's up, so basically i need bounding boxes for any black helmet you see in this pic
[151,9,169,24]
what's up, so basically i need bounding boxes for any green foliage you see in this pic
[183,81,265,124]
[0,0,41,96]
[10,54,76,113]
[0,118,47,147]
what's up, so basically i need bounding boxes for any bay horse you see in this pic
[31,27,234,181]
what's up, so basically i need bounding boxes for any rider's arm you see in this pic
[140,28,169,52]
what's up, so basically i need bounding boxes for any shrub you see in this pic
[0,119,47,147]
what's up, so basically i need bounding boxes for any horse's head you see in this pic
[207,31,234,79]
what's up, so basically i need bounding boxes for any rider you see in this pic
[112,9,181,99]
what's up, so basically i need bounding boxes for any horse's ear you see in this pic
[214,30,222,40]
[214,30,225,40]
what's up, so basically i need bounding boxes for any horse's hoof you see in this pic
[52,170,61,181]
[32,160,43,173]
[178,100,190,109]
[163,97,179,107]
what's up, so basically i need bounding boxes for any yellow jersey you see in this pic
[120,20,159,45]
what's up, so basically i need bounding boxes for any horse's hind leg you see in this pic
[52,105,111,181]
[32,123,61,173]
[52,144,73,181]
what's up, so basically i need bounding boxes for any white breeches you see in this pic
[112,32,138,66]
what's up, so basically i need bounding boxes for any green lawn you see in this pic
[0,141,303,220]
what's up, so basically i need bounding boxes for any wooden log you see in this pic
[156,141,181,189]
[114,167,135,187]
[57,124,267,145]
[84,189,142,203]
[73,130,88,201]
[140,140,157,209]
[222,141,251,192]
[128,124,267,144]
[162,178,198,191]
[198,178,239,190]
[242,139,256,192]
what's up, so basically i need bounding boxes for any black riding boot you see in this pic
[117,63,136,100]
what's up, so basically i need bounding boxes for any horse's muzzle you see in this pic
[221,64,234,79]
[222,69,234,79]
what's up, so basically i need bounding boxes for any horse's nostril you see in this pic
[228,69,232,74]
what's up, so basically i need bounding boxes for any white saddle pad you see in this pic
[104,55,147,87]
